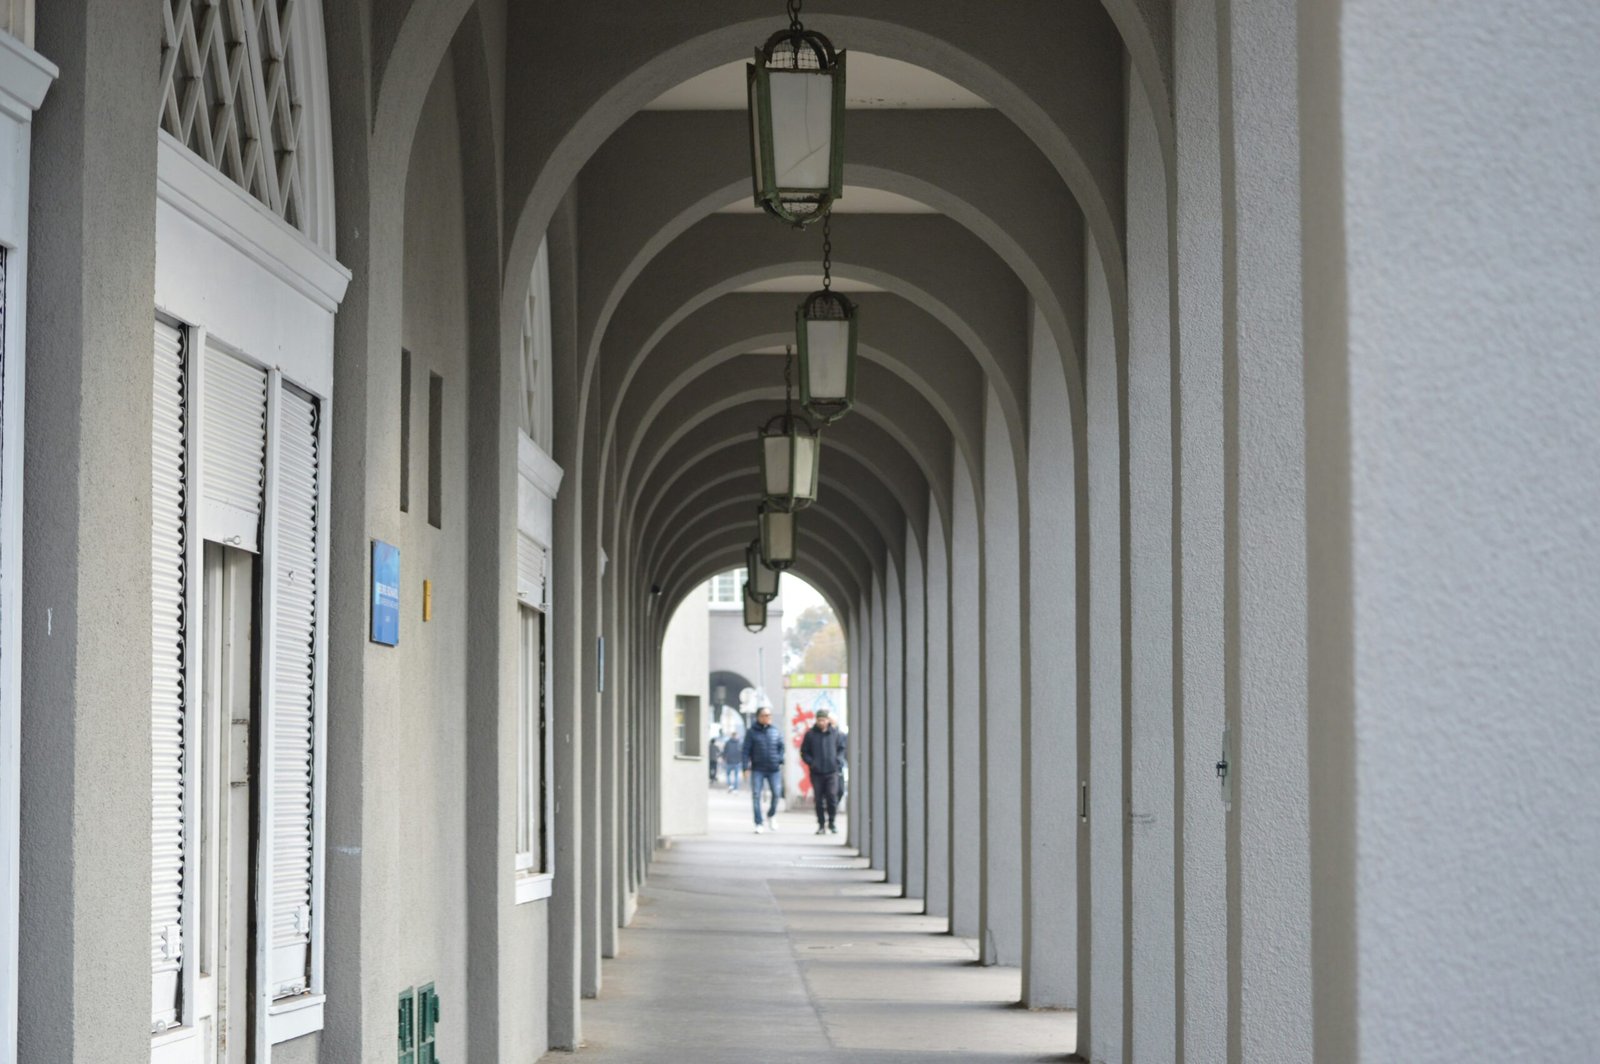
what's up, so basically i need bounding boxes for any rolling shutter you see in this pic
[151,320,190,1029]
[517,533,547,609]
[261,382,321,1000]
[199,345,268,552]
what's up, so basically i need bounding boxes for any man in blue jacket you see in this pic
[743,705,785,833]
[800,709,847,835]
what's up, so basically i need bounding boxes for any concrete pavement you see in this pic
[542,785,1078,1062]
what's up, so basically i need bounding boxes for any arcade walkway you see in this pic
[544,788,1075,1063]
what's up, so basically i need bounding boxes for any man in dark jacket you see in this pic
[800,708,847,835]
[743,705,785,833]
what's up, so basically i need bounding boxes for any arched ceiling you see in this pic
[370,0,1173,640]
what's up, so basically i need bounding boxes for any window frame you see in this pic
[515,432,563,906]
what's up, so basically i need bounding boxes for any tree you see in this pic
[784,604,832,670]
[797,621,847,674]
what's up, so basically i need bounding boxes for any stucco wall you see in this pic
[660,594,710,837]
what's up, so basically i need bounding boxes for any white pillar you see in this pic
[1303,1,1600,1059]
[1127,73,1178,1060]
[1023,305,1079,1006]
[924,504,953,919]
[949,458,984,938]
[981,388,1024,966]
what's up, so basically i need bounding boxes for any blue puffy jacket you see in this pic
[743,721,785,772]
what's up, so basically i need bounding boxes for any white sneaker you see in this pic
[767,820,779,832]
[753,824,764,834]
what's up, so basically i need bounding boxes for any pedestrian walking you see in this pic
[721,730,744,792]
[708,733,725,786]
[743,705,784,833]
[799,708,846,835]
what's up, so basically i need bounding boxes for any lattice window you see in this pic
[160,0,306,233]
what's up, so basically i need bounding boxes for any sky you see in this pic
[779,572,829,634]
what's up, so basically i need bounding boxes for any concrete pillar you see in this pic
[869,575,888,872]
[1303,1,1600,1059]
[949,458,983,938]
[1173,0,1229,1058]
[923,505,952,920]
[1127,73,1178,1059]
[1023,306,1078,1007]
[599,538,620,958]
[980,388,1024,967]
[1222,1,1312,1058]
[579,404,603,999]
[903,523,928,902]
[885,561,906,890]
[19,5,158,1060]
[545,196,584,1050]
[1085,236,1126,1064]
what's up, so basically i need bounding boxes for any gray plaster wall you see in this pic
[923,504,952,920]
[1126,73,1178,1061]
[981,387,1024,967]
[902,521,928,903]
[1221,1,1313,1058]
[546,191,585,1051]
[885,561,906,889]
[1305,1,1600,1060]
[391,54,473,1062]
[1023,305,1078,1008]
[19,3,159,1060]
[1173,0,1229,1058]
[1084,237,1125,1064]
[869,576,888,871]
[948,459,983,938]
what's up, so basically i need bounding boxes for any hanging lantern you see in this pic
[743,581,769,633]
[759,346,821,510]
[797,214,857,424]
[759,503,798,571]
[746,539,780,603]
[747,0,846,228]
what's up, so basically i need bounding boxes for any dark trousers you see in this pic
[812,771,840,828]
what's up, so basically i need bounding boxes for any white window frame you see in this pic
[516,434,563,904]
[151,0,346,1053]
[0,26,53,1064]
[708,571,741,608]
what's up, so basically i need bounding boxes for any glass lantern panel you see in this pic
[768,70,833,190]
[751,556,780,598]
[743,587,767,628]
[762,434,792,495]
[793,434,819,500]
[805,320,851,397]
[762,510,796,562]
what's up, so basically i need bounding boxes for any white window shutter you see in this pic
[259,381,321,1009]
[199,345,268,552]
[518,533,547,609]
[150,320,189,1030]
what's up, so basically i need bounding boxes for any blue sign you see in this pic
[371,540,400,646]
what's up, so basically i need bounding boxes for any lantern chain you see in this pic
[822,212,833,290]
[787,0,803,32]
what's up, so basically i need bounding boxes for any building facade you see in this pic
[0,2,1595,1062]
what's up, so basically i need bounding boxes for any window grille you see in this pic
[160,0,307,232]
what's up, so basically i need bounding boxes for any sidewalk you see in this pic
[542,786,1077,1062]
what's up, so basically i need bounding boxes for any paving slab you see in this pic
[542,787,1078,1062]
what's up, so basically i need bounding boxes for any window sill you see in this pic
[516,871,554,905]
[268,993,326,1044]
[673,754,703,762]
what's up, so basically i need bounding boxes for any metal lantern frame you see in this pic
[758,347,822,510]
[743,581,769,632]
[758,503,798,571]
[796,287,858,424]
[745,539,780,603]
[746,2,847,228]
[796,212,858,424]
